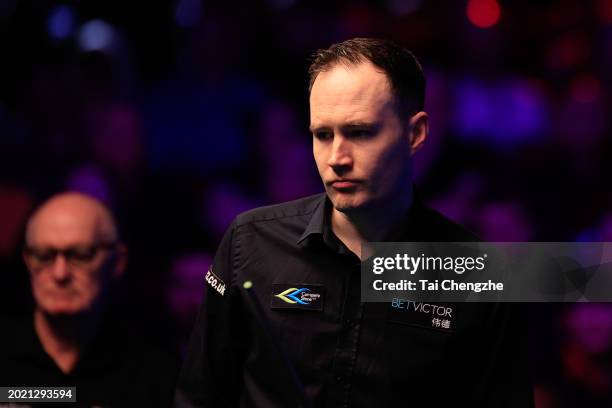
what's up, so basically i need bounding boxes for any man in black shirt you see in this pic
[176,38,533,407]
[1,192,178,407]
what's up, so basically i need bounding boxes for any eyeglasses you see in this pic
[23,242,118,269]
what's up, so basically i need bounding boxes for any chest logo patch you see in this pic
[388,298,456,332]
[271,284,325,311]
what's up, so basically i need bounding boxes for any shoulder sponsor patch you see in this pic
[270,284,325,311]
[205,266,226,296]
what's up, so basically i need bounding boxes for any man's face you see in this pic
[24,206,118,316]
[310,62,416,213]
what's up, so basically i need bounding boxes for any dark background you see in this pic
[1,0,611,406]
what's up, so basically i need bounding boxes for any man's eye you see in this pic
[348,129,373,138]
[313,131,332,141]
[33,251,56,262]
[69,249,97,262]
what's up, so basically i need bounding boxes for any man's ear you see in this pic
[112,244,128,279]
[408,111,428,155]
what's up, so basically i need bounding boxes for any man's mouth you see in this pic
[330,179,361,190]
[45,290,77,299]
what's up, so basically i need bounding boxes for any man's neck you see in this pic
[331,189,413,259]
[34,308,101,374]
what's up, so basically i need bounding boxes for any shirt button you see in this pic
[343,319,353,328]
[336,375,343,384]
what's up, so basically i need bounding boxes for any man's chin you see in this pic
[41,302,87,317]
[327,188,391,214]
[333,203,357,213]
[329,195,366,214]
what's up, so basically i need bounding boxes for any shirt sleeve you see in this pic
[174,220,248,407]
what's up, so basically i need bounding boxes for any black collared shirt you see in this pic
[176,193,533,407]
[1,311,179,408]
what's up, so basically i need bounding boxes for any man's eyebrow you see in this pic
[342,122,381,131]
[310,122,381,132]
[309,125,331,133]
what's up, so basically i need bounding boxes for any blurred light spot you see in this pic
[0,186,33,256]
[546,33,590,71]
[64,164,113,206]
[453,78,549,147]
[566,304,612,354]
[175,0,202,28]
[387,0,422,16]
[47,5,76,40]
[558,93,605,150]
[597,0,612,24]
[202,184,255,239]
[477,201,534,241]
[340,4,375,35]
[168,252,212,329]
[466,0,501,28]
[570,74,601,103]
[78,20,116,51]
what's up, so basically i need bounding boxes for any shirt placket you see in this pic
[329,256,363,407]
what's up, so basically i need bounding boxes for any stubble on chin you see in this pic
[333,203,353,214]
[327,190,361,214]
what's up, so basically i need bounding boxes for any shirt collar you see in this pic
[296,193,425,253]
[296,193,328,247]
[296,194,352,255]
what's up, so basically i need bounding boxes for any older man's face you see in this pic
[23,197,120,316]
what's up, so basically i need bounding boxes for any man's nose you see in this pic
[50,255,72,283]
[327,136,353,170]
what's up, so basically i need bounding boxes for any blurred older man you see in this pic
[1,192,178,407]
